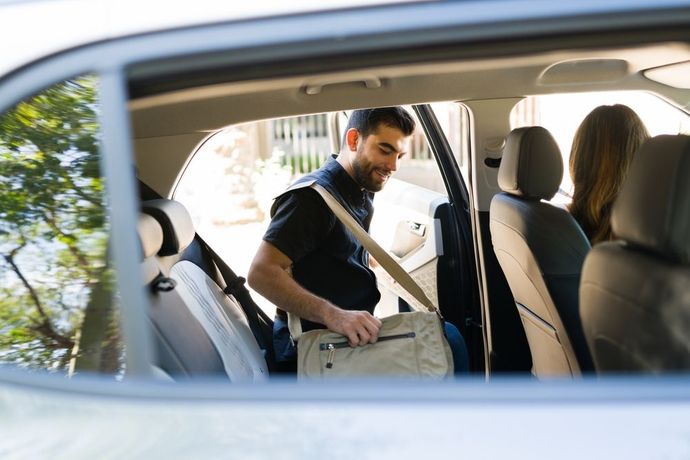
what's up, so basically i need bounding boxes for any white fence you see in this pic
[272,114,432,174]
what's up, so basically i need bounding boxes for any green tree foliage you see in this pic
[0,76,120,374]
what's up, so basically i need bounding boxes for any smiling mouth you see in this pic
[375,170,390,180]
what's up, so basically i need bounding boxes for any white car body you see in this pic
[2,1,690,458]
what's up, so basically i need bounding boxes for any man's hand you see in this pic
[250,241,382,348]
[324,308,382,348]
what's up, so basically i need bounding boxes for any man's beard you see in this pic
[352,146,385,192]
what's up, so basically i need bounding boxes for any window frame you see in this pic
[1,0,690,391]
[0,61,153,376]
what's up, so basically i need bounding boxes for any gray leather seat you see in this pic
[137,213,227,379]
[489,126,593,377]
[141,199,269,382]
[580,135,690,372]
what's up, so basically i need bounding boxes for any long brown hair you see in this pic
[568,104,649,244]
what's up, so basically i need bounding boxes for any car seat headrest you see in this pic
[612,135,690,263]
[498,126,563,200]
[138,213,164,258]
[142,199,196,256]
[137,213,164,284]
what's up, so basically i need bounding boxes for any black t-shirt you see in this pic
[263,156,381,332]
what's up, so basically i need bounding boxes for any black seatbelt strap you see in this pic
[196,235,275,369]
[139,183,276,370]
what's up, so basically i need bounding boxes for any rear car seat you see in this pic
[138,213,227,379]
[140,199,269,382]
[580,135,690,372]
[489,126,593,377]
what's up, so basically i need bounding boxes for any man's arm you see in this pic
[248,240,381,347]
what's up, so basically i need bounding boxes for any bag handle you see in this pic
[288,183,439,339]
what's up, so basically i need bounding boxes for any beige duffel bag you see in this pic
[289,182,454,380]
[296,310,453,379]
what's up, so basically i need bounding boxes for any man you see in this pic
[248,107,467,370]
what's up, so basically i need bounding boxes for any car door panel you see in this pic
[370,178,447,312]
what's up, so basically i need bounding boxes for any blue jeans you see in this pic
[443,321,470,374]
[273,316,297,363]
[273,316,470,374]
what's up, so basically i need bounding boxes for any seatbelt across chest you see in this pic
[288,182,442,339]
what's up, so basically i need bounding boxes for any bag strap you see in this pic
[288,182,440,340]
[311,183,438,313]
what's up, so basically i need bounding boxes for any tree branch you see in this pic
[42,210,95,279]
[3,244,75,349]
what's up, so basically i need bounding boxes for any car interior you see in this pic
[125,32,690,380]
[3,4,690,382]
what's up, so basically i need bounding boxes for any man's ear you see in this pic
[345,128,360,152]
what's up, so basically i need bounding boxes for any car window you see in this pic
[511,91,690,205]
[431,102,471,186]
[397,107,446,194]
[0,76,123,377]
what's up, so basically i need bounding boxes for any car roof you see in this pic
[4,0,690,76]
[0,0,421,74]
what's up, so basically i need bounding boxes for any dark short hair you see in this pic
[343,107,416,145]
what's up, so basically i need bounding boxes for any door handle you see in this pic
[408,221,426,237]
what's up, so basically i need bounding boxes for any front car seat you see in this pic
[490,126,593,377]
[580,135,690,372]
[137,212,227,379]
[142,199,269,382]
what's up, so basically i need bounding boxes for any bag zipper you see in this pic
[319,332,416,369]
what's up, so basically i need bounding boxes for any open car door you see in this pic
[363,104,483,371]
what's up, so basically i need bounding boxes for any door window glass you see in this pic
[0,76,123,376]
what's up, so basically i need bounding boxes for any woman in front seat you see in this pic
[568,104,650,245]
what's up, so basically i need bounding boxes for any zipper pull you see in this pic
[326,344,335,369]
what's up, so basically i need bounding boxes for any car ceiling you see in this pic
[130,42,690,139]
[129,40,690,196]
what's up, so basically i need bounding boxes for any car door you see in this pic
[5,4,690,460]
[366,104,483,370]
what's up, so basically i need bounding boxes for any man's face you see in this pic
[350,124,411,192]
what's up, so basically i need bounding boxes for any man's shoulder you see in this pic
[286,177,317,193]
[279,163,339,197]
[270,177,328,218]
[269,158,344,216]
